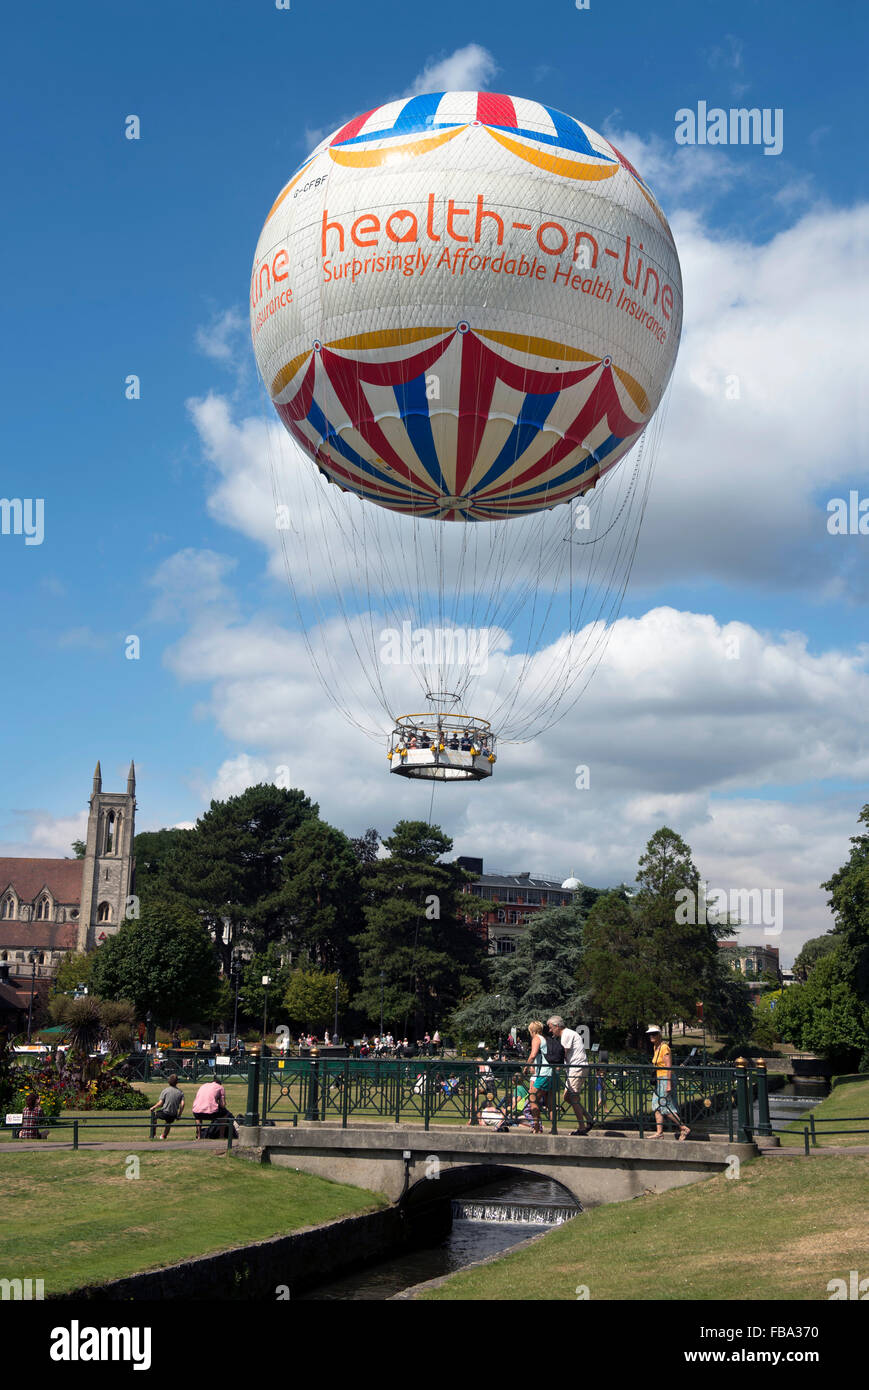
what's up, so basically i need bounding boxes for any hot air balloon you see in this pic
[251,91,682,781]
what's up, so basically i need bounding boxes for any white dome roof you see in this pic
[561,876,583,891]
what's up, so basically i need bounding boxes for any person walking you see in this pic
[645,1025,690,1140]
[192,1074,226,1140]
[547,1016,594,1135]
[150,1074,185,1140]
[525,1021,552,1132]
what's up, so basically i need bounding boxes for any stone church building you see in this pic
[0,761,136,978]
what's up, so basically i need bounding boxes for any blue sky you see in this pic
[1,0,866,961]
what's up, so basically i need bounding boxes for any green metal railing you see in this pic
[2,1114,237,1149]
[802,1113,869,1154]
[244,1056,746,1136]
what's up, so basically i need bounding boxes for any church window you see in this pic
[98,902,112,922]
[105,811,115,854]
[1,895,14,919]
[37,896,51,920]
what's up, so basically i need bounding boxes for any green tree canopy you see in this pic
[280,819,362,975]
[774,946,868,1069]
[153,784,319,967]
[90,901,220,1028]
[822,804,869,1003]
[284,970,349,1035]
[51,951,96,997]
[792,934,837,982]
[353,821,487,1036]
[451,899,592,1044]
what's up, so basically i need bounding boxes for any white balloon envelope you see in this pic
[250,93,683,760]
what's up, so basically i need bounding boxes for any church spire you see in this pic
[92,760,102,795]
[127,760,136,795]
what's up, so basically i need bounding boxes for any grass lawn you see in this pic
[779,1077,869,1149]
[0,1149,387,1295]
[418,1153,869,1301]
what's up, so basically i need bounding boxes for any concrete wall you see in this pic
[239,1124,757,1207]
[55,1206,407,1301]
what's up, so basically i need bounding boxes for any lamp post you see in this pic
[145,1010,154,1049]
[26,951,38,1044]
[261,975,271,1045]
[494,994,501,1059]
[379,970,384,1038]
[333,971,340,1045]
[231,953,242,1048]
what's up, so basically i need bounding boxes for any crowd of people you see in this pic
[468,1019,690,1140]
[358,1029,442,1057]
[394,726,493,757]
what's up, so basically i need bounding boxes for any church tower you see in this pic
[77,761,136,953]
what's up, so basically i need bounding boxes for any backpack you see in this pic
[544,1033,565,1065]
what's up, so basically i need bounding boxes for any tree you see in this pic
[280,819,362,976]
[451,901,590,1044]
[793,935,837,982]
[90,901,220,1028]
[636,826,727,1032]
[52,951,96,997]
[582,890,661,1038]
[132,827,193,902]
[238,946,292,1030]
[354,821,487,1036]
[156,784,319,968]
[70,840,86,860]
[284,970,349,1034]
[821,804,869,1004]
[774,946,868,1070]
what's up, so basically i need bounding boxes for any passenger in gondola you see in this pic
[408,735,418,749]
[420,732,431,749]
[460,731,472,751]
[448,733,459,750]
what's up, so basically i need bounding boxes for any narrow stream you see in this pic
[299,1177,579,1300]
[754,1079,828,1134]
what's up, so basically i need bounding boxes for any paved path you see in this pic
[3,1140,228,1152]
[761,1143,869,1157]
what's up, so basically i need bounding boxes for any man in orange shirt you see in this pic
[646,1025,690,1141]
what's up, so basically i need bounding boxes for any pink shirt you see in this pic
[193,1081,225,1114]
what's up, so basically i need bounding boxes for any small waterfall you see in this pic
[452,1199,581,1225]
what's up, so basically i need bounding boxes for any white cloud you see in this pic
[0,811,87,860]
[195,308,246,365]
[149,548,238,622]
[402,43,497,98]
[162,604,868,963]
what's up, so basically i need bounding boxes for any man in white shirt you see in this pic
[547,1015,594,1135]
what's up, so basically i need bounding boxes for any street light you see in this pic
[26,951,38,1044]
[333,972,340,1045]
[231,953,242,1047]
[379,970,384,1038]
[261,975,271,1045]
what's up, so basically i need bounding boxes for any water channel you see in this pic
[757,1078,829,1134]
[299,1176,580,1300]
[300,1079,829,1299]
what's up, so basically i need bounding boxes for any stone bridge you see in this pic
[236,1123,757,1207]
